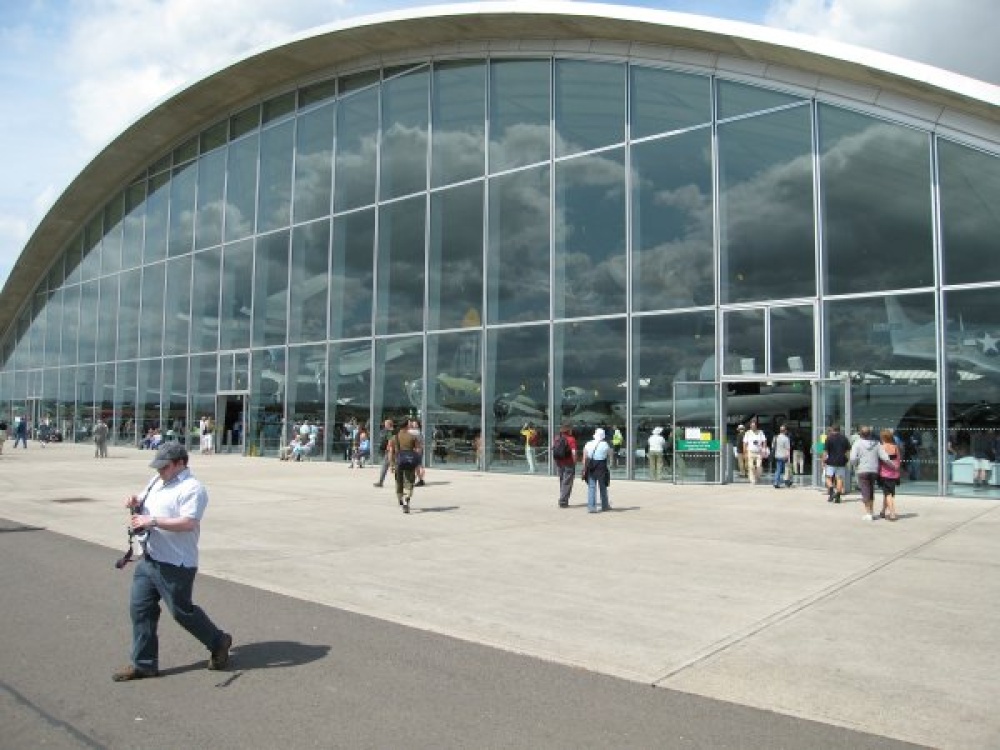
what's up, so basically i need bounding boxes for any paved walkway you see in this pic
[2,443,998,749]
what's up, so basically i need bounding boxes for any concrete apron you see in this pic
[3,443,998,749]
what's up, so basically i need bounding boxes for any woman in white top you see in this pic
[582,428,612,513]
[647,427,667,481]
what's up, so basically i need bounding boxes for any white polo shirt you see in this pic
[142,468,208,568]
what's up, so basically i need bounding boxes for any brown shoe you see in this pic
[208,632,233,670]
[112,664,159,682]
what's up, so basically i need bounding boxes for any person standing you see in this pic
[93,418,110,458]
[611,426,624,469]
[791,429,806,476]
[13,416,28,449]
[388,420,422,513]
[850,426,880,521]
[735,424,747,478]
[647,427,667,481]
[582,428,612,513]
[520,422,538,474]
[0,418,6,455]
[877,429,902,521]
[373,419,395,488]
[742,420,767,484]
[553,424,578,508]
[112,442,232,681]
[771,424,792,488]
[822,424,852,503]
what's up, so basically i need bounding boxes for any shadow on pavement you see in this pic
[160,640,331,676]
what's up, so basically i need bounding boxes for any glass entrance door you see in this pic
[672,381,723,484]
[812,378,852,489]
[216,393,247,455]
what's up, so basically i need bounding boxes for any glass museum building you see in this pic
[2,3,1000,496]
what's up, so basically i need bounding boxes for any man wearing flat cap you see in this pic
[112,442,232,681]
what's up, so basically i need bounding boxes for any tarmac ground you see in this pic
[1,442,998,748]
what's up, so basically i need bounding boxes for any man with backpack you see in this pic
[552,424,578,508]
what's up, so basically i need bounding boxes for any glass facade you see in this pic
[3,52,1000,499]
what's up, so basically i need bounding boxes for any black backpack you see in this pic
[552,434,571,460]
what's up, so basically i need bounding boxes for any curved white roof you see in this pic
[3,1,999,332]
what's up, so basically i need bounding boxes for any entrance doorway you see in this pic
[216,393,247,454]
[723,380,816,487]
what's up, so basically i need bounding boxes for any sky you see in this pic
[1,0,998,292]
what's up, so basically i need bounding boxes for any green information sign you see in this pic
[675,439,720,452]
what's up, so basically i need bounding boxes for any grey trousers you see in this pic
[557,464,576,506]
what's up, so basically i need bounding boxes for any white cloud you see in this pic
[765,0,1000,85]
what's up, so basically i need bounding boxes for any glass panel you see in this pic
[168,161,196,256]
[219,240,254,350]
[719,106,815,303]
[487,165,550,324]
[252,231,290,348]
[299,78,337,107]
[812,378,850,488]
[162,356,188,444]
[230,106,260,139]
[57,366,75,440]
[117,269,140,360]
[555,60,626,158]
[555,318,628,477]
[163,256,192,356]
[224,134,259,242]
[44,288,62,368]
[489,59,550,173]
[673,381,723,483]
[431,61,485,188]
[262,92,295,124]
[770,305,814,374]
[939,139,1000,286]
[826,294,939,491]
[122,182,145,269]
[200,121,228,153]
[139,263,165,358]
[258,119,294,232]
[287,344,326,458]
[632,129,714,311]
[427,330,482,469]
[633,311,716,479]
[80,215,102,282]
[724,308,766,376]
[289,220,330,344]
[78,280,98,364]
[102,195,124,275]
[96,275,119,362]
[716,80,803,120]
[114,360,137,446]
[331,209,374,339]
[329,340,374,459]
[371,334,423,444]
[173,136,198,165]
[375,196,425,336]
[820,105,933,294]
[249,348,284,456]
[554,149,627,318]
[428,182,483,331]
[137,358,161,444]
[485,324,548,474]
[334,87,378,212]
[380,68,429,200]
[144,172,169,263]
[189,354,217,448]
[630,66,711,140]
[293,103,334,223]
[64,235,82,285]
[195,148,225,250]
[191,247,221,353]
[75,364,96,442]
[944,288,1000,497]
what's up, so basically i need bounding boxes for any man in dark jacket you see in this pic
[822,424,852,503]
[553,424,578,508]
